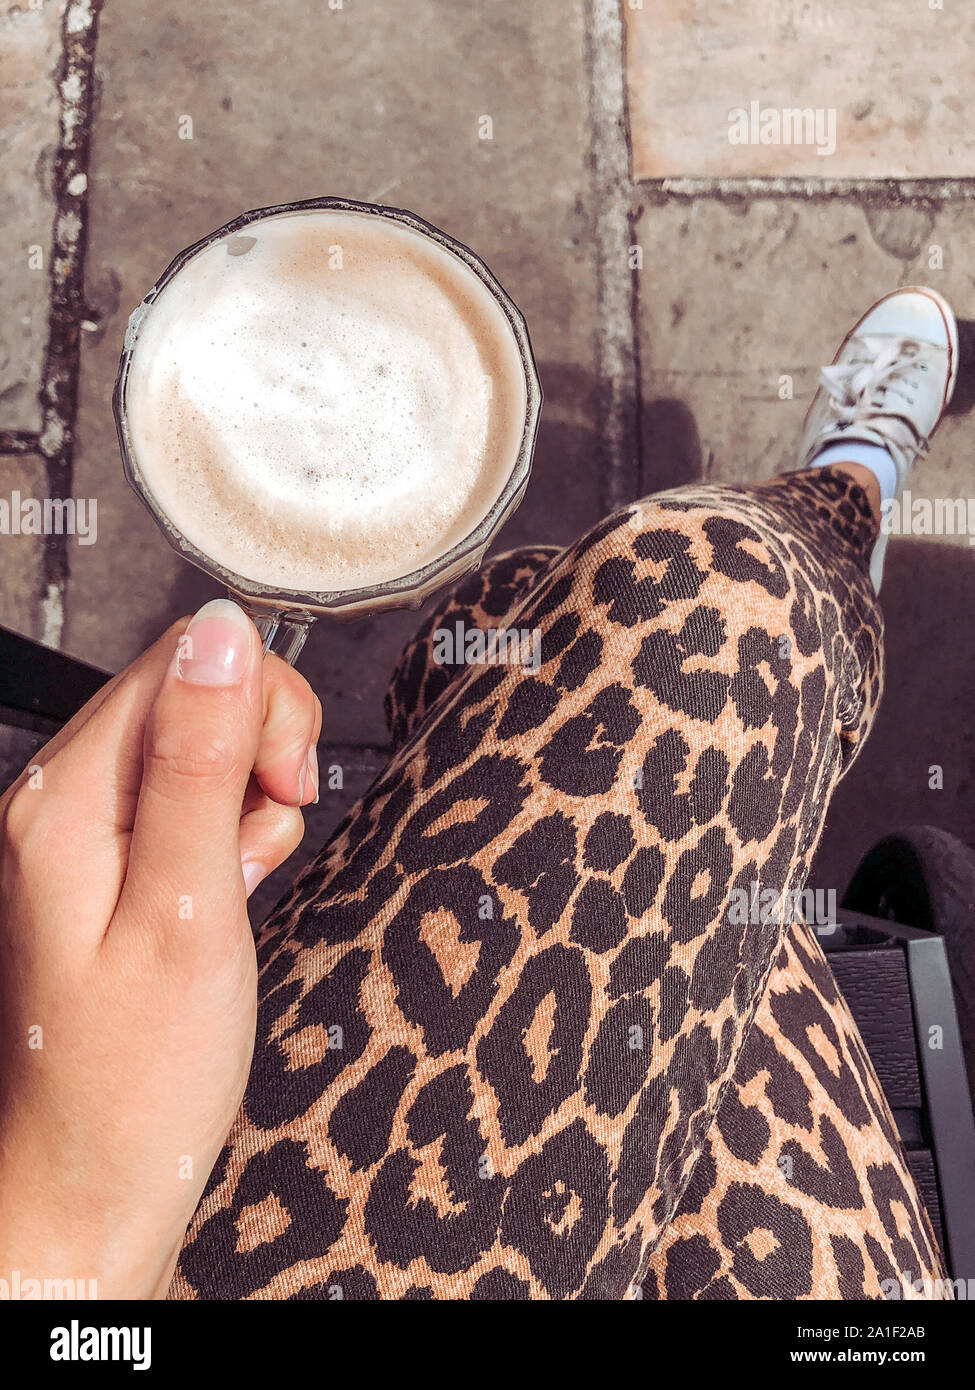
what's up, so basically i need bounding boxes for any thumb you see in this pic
[117,599,262,933]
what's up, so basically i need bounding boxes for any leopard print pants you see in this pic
[172,469,948,1301]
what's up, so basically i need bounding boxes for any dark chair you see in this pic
[0,624,109,790]
[822,904,975,1287]
[0,624,108,725]
[834,826,975,1289]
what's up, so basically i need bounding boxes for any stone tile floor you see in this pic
[1,0,974,925]
[624,0,975,180]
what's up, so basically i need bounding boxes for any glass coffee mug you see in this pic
[113,196,542,665]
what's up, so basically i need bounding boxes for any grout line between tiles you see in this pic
[585,0,643,514]
[32,0,104,648]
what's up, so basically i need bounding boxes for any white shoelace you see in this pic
[819,336,927,446]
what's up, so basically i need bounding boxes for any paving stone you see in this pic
[634,197,975,505]
[0,451,49,639]
[635,193,975,891]
[67,0,602,750]
[0,0,65,431]
[624,0,975,180]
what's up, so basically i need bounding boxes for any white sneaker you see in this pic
[794,286,958,591]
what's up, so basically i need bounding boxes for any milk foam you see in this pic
[124,209,528,592]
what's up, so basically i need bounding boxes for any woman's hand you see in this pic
[0,599,321,1299]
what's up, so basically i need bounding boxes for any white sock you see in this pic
[810,441,899,507]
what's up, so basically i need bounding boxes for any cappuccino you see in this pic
[123,208,529,593]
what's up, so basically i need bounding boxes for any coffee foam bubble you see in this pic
[124,209,528,592]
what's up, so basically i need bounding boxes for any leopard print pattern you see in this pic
[171,469,946,1300]
[389,518,949,1302]
[645,916,947,1300]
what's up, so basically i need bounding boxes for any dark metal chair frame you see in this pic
[823,910,975,1288]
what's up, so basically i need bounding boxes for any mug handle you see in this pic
[233,597,316,666]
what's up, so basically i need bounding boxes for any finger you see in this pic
[238,797,305,898]
[254,654,323,808]
[115,599,262,938]
[36,634,322,821]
